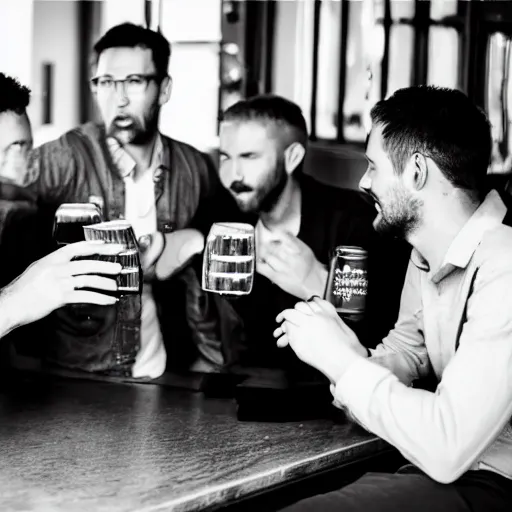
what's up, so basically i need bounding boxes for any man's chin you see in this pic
[235,198,259,214]
[108,127,135,144]
[374,216,407,240]
[373,215,393,236]
[109,127,150,146]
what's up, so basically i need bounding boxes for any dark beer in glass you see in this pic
[53,203,102,246]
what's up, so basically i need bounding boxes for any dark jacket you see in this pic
[0,122,239,375]
[228,175,411,377]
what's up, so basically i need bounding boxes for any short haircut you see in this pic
[370,85,492,196]
[221,94,309,150]
[0,73,31,115]
[92,23,171,78]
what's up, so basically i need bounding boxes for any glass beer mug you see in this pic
[53,203,102,246]
[83,220,143,297]
[202,222,255,296]
[324,246,368,320]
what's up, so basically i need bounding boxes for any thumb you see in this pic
[179,231,205,262]
[155,229,205,280]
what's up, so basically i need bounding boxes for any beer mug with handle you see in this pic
[202,222,255,297]
[324,245,368,321]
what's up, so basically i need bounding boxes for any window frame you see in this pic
[308,0,471,146]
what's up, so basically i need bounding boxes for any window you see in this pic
[272,0,468,144]
[159,0,222,152]
[487,32,512,174]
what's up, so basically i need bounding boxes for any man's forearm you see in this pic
[0,284,21,339]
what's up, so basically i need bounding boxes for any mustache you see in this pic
[230,181,253,194]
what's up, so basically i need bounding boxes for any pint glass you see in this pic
[202,222,255,296]
[83,220,142,297]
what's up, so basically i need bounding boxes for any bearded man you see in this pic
[0,24,237,379]
[217,95,410,373]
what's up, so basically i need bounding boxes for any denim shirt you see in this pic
[0,122,241,375]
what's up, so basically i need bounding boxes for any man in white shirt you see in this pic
[275,86,512,510]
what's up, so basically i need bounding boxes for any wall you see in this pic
[29,0,81,147]
[0,0,34,87]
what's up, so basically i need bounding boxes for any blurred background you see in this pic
[1,0,512,189]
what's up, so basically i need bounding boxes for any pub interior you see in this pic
[1,0,512,511]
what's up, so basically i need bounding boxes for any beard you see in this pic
[107,104,159,146]
[373,185,423,239]
[231,159,288,214]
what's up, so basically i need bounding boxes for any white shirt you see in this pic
[107,137,166,379]
[332,190,512,484]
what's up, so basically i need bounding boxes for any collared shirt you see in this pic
[332,190,512,484]
[106,135,166,379]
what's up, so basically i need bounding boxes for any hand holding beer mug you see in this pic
[83,220,143,297]
[324,246,368,321]
[202,222,255,296]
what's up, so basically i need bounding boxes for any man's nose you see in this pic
[113,82,129,107]
[227,159,243,181]
[359,171,372,194]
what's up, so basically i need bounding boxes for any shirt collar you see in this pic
[411,189,507,282]
[106,135,165,179]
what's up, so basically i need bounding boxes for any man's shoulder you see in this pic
[35,122,101,153]
[479,223,512,255]
[475,224,512,274]
[160,134,207,161]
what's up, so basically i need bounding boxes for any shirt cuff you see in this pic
[332,356,395,412]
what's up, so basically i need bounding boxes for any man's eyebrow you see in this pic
[365,155,375,164]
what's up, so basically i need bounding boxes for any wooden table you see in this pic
[0,372,396,512]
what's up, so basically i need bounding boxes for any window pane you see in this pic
[373,0,385,20]
[160,0,221,42]
[487,33,512,174]
[102,0,145,32]
[316,0,341,139]
[430,0,458,21]
[159,43,220,151]
[343,0,383,142]
[387,24,413,96]
[271,0,315,134]
[427,27,459,89]
[390,0,414,21]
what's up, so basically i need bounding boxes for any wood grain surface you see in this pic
[0,373,389,512]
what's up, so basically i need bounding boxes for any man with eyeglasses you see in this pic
[0,23,238,380]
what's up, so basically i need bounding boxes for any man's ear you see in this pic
[283,142,306,176]
[159,75,172,106]
[409,152,428,191]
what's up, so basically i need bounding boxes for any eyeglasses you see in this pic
[90,74,162,95]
